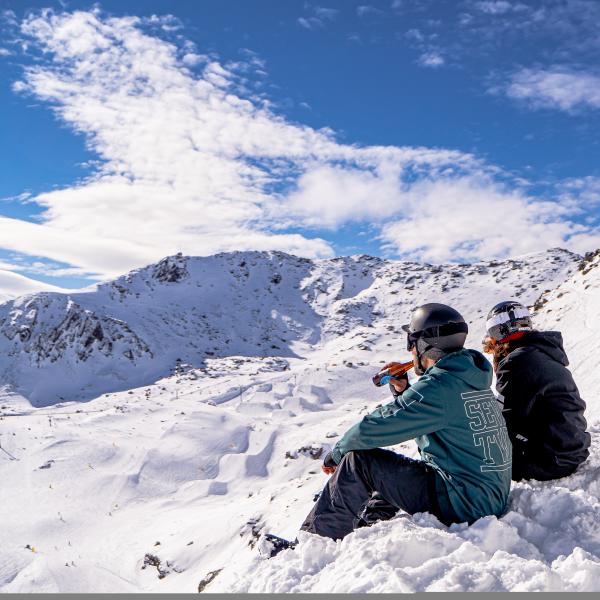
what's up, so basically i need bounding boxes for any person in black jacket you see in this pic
[483,300,590,481]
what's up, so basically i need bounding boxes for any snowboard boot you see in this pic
[259,534,298,558]
[355,492,398,528]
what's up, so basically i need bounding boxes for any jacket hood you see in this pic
[428,348,493,389]
[509,331,568,366]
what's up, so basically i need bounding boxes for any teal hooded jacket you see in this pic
[331,349,512,524]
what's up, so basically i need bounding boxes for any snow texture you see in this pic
[1,247,599,592]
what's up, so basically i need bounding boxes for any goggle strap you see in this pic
[409,321,468,341]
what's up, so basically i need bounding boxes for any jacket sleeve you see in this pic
[331,374,447,464]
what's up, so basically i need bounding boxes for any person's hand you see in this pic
[388,372,410,399]
[322,451,337,475]
[390,376,409,394]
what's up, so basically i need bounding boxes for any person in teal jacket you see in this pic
[300,303,512,541]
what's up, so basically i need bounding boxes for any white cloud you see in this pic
[285,166,406,229]
[298,6,338,31]
[357,6,385,18]
[298,17,321,30]
[378,177,589,263]
[181,53,207,66]
[314,7,339,21]
[473,1,514,15]
[405,28,424,42]
[558,177,600,206]
[417,51,445,68]
[7,9,483,277]
[286,169,600,262]
[503,68,600,112]
[5,9,600,280]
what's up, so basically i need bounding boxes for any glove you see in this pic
[322,451,337,475]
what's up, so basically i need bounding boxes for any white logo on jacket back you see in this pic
[463,390,512,472]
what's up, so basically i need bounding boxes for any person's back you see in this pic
[484,300,590,481]
[496,330,590,480]
[421,349,511,524]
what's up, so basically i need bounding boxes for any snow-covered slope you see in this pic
[0,270,67,305]
[534,249,600,420]
[2,247,600,593]
[0,248,579,405]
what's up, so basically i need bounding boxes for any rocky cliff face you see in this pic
[0,295,152,365]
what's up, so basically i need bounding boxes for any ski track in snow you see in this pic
[1,248,600,592]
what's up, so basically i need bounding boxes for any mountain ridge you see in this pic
[0,247,583,405]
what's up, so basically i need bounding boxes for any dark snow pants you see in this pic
[512,455,577,482]
[300,448,456,541]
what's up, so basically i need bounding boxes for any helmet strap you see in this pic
[414,340,434,376]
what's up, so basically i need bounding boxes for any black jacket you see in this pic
[496,331,590,478]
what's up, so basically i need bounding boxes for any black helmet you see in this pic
[402,303,468,374]
[486,301,532,342]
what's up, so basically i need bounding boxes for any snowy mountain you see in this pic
[535,249,600,420]
[2,247,600,593]
[0,248,578,406]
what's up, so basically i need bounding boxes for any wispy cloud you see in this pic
[417,51,445,68]
[298,5,339,30]
[472,1,527,15]
[314,7,339,21]
[4,8,600,280]
[558,176,600,206]
[403,25,447,69]
[502,67,600,112]
[460,0,600,60]
[357,5,385,18]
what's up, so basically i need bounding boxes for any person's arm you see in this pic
[330,374,446,464]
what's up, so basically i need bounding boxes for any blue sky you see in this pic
[1,0,599,288]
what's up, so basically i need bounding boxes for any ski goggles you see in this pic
[406,332,419,351]
[404,322,468,352]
